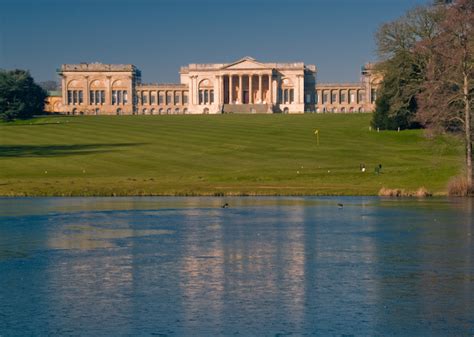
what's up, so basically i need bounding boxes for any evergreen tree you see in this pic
[0,69,47,121]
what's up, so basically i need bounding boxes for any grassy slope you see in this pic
[0,114,464,196]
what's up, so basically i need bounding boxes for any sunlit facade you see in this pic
[45,57,380,115]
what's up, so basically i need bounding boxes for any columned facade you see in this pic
[46,57,380,115]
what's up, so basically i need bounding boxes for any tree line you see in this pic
[372,0,473,193]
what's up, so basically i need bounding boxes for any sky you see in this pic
[0,0,429,84]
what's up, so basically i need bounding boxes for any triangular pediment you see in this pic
[222,57,269,70]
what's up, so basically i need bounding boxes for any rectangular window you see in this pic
[350,93,355,103]
[118,90,123,104]
[183,93,188,104]
[210,90,214,104]
[90,91,95,105]
[78,91,83,104]
[340,93,346,103]
[142,93,147,104]
[290,89,294,104]
[371,89,377,103]
[166,93,172,105]
[123,91,128,104]
[112,90,117,105]
[358,91,365,103]
[101,90,105,104]
[204,90,209,104]
[322,93,328,104]
[331,93,337,104]
[174,94,180,104]
[68,90,73,105]
[159,93,164,105]
[150,93,156,105]
[73,90,78,105]
[284,89,289,104]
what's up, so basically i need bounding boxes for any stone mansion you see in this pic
[45,56,380,115]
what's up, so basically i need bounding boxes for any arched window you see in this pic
[358,107,363,113]
[167,108,172,114]
[341,107,346,113]
[72,108,78,115]
[158,108,164,114]
[283,107,289,113]
[198,79,213,105]
[175,108,180,114]
[183,108,188,114]
[116,108,122,115]
[143,108,147,114]
[203,107,209,114]
[150,108,155,115]
[349,107,354,113]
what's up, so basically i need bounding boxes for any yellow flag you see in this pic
[314,129,319,135]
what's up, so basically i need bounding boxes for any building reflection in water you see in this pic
[0,197,472,335]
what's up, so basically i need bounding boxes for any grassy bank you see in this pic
[0,114,463,196]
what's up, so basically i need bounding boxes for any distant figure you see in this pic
[222,202,229,208]
[360,163,366,172]
[375,163,382,175]
[337,203,343,209]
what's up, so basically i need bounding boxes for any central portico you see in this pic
[180,56,317,114]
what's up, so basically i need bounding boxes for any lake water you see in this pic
[0,197,473,336]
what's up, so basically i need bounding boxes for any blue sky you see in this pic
[0,0,428,84]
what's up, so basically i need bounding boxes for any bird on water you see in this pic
[222,202,229,208]
[337,203,343,209]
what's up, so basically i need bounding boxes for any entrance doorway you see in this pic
[243,91,249,104]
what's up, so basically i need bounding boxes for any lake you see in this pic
[0,197,473,336]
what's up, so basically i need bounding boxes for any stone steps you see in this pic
[222,104,271,114]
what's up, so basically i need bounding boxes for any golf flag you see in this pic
[314,129,319,146]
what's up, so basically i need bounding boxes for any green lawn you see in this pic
[0,114,464,196]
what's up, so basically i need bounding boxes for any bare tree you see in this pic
[417,0,474,191]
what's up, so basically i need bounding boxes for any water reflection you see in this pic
[0,197,473,335]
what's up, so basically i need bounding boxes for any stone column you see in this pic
[219,75,224,105]
[238,74,242,104]
[107,76,112,105]
[258,75,263,103]
[192,76,197,104]
[61,76,67,105]
[268,74,273,104]
[229,75,233,104]
[300,75,304,104]
[216,75,221,105]
[84,76,89,106]
[249,74,253,104]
